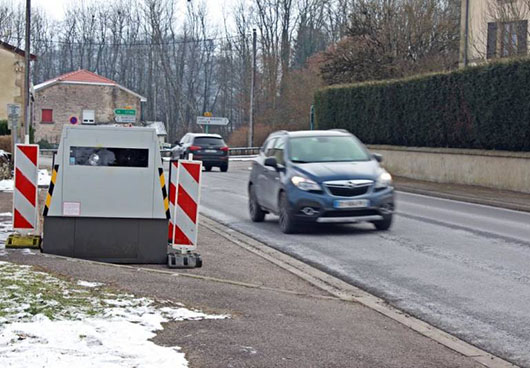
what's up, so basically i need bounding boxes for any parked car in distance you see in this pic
[171,133,229,172]
[248,129,394,234]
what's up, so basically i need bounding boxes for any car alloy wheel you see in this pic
[372,213,393,231]
[249,185,265,222]
[279,192,296,234]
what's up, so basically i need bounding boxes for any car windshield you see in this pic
[288,136,370,163]
[194,137,224,146]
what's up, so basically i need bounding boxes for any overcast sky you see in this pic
[14,0,235,24]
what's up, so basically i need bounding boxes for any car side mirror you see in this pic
[264,157,278,169]
[373,153,383,163]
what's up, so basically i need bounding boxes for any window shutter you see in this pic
[517,20,528,55]
[41,109,53,123]
[83,110,95,124]
[487,22,498,59]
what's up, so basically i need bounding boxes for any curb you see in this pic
[395,186,530,213]
[200,216,517,368]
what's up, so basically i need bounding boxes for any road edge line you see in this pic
[201,216,517,368]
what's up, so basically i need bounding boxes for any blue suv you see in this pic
[248,130,394,233]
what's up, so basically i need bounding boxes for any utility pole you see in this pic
[463,0,470,67]
[248,28,256,147]
[24,0,31,143]
[309,105,314,130]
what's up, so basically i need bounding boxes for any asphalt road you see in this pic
[196,161,530,367]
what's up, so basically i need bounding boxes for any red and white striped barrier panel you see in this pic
[13,144,39,232]
[168,160,178,242]
[170,160,202,251]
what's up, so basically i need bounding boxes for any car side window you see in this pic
[262,138,277,157]
[272,138,285,165]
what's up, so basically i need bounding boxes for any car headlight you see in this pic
[291,175,321,191]
[375,171,392,188]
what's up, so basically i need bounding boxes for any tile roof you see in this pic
[55,69,117,84]
[34,69,147,102]
[0,41,37,60]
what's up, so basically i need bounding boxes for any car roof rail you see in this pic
[328,129,350,134]
[271,130,289,136]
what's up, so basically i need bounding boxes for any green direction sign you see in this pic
[114,109,136,116]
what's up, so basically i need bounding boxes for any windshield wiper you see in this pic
[291,159,310,163]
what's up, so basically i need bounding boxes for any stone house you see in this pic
[33,69,147,144]
[145,121,168,145]
[0,41,37,138]
[461,0,530,66]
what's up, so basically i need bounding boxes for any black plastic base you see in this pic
[42,216,168,264]
[167,251,202,268]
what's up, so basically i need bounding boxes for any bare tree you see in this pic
[320,0,460,84]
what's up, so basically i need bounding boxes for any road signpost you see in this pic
[115,115,136,123]
[115,109,136,116]
[196,116,229,133]
[114,108,136,124]
[7,104,21,129]
[8,103,21,150]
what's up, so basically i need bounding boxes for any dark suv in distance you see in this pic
[171,133,229,172]
[248,130,394,233]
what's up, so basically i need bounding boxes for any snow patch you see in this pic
[77,280,104,288]
[0,212,12,217]
[0,261,229,367]
[229,155,258,162]
[0,219,12,248]
[240,346,258,354]
[0,317,189,368]
[0,179,13,192]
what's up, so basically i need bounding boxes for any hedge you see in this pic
[0,120,9,136]
[0,120,34,143]
[314,59,530,151]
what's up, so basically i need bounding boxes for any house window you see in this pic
[82,110,95,124]
[41,109,53,123]
[487,20,528,59]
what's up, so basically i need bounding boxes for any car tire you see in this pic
[372,214,393,231]
[220,164,228,172]
[249,185,266,222]
[204,165,212,172]
[279,192,297,234]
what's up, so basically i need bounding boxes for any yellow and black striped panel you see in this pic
[158,167,170,220]
[43,165,59,217]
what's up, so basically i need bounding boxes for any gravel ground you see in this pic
[1,224,483,368]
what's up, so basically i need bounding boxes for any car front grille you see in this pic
[326,186,369,197]
[324,180,373,197]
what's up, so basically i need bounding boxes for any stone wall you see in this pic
[369,145,530,193]
[34,83,142,144]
